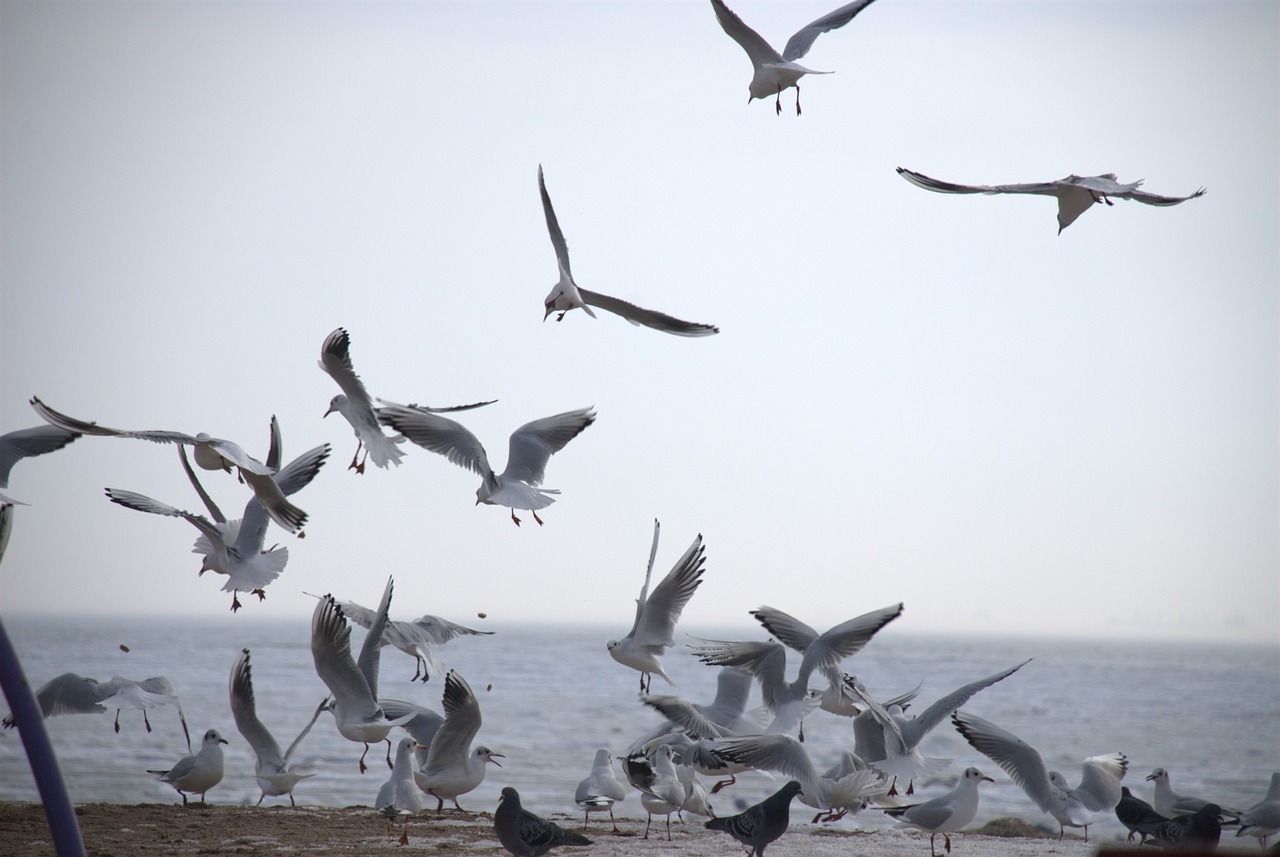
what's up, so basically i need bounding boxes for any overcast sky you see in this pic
[1,0,1275,644]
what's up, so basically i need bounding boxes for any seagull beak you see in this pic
[543,304,555,322]
[981,776,994,783]
[218,737,229,745]
[1145,774,1157,781]
[489,754,505,767]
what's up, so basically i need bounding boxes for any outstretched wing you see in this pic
[711,0,784,68]
[319,327,376,411]
[899,659,1031,749]
[633,534,706,648]
[782,0,880,62]
[579,288,720,337]
[229,649,285,769]
[376,401,492,478]
[538,165,574,279]
[0,425,80,489]
[897,167,1063,197]
[104,488,225,547]
[503,408,596,486]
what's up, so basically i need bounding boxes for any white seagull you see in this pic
[0,424,80,506]
[332,599,494,683]
[575,748,628,832]
[953,710,1127,841]
[377,401,596,526]
[148,727,229,806]
[883,766,995,857]
[710,0,880,115]
[3,672,191,750]
[1236,772,1280,847]
[1146,767,1228,818]
[311,578,408,773]
[538,165,719,336]
[607,521,707,692]
[623,744,687,841]
[229,648,325,807]
[414,670,504,812]
[319,327,494,473]
[30,396,309,534]
[896,167,1206,234]
[376,736,430,844]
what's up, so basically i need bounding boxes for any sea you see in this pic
[1,614,1277,842]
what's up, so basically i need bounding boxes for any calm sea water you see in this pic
[2,614,1276,842]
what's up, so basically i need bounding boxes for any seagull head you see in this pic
[476,746,504,767]
[324,395,346,418]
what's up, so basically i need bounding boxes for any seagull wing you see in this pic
[502,407,596,486]
[310,595,379,720]
[177,446,226,524]
[782,0,879,62]
[229,649,286,770]
[799,602,903,686]
[376,401,492,478]
[319,327,376,412]
[952,711,1058,814]
[423,671,481,772]
[633,534,706,647]
[0,425,80,489]
[750,605,821,653]
[641,694,726,740]
[898,659,1031,749]
[272,444,331,497]
[711,0,783,68]
[104,488,225,547]
[538,165,574,280]
[406,615,494,645]
[716,734,820,795]
[1076,753,1128,811]
[1119,185,1207,207]
[896,167,1063,197]
[577,288,720,337]
[357,578,394,699]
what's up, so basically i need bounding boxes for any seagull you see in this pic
[952,710,1127,841]
[1116,786,1168,844]
[30,396,309,534]
[310,578,407,773]
[148,728,229,806]
[639,732,753,797]
[1149,803,1226,851]
[3,672,191,751]
[330,599,494,682]
[376,737,429,845]
[1236,772,1280,848]
[228,648,325,807]
[376,698,444,772]
[692,602,903,737]
[895,167,1206,234]
[413,670,503,812]
[715,733,888,824]
[883,767,994,856]
[537,165,719,336]
[705,779,803,857]
[319,327,494,473]
[622,744,687,841]
[859,659,1031,795]
[1147,767,1234,819]
[633,667,760,744]
[0,424,80,506]
[377,401,595,526]
[495,786,592,857]
[607,521,707,692]
[575,748,628,832]
[710,0,879,115]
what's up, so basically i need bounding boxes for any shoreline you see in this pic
[0,802,1258,857]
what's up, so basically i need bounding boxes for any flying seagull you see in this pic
[896,167,1206,233]
[3,672,191,751]
[377,401,595,526]
[710,0,879,115]
[538,165,719,336]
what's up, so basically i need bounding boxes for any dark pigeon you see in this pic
[1116,786,1167,844]
[494,787,591,857]
[705,780,803,857]
[1150,803,1225,852]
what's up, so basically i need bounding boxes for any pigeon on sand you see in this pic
[495,786,591,857]
[705,779,804,856]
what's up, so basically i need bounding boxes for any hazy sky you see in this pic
[1,0,1275,644]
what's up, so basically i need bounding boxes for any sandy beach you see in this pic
[0,802,1258,857]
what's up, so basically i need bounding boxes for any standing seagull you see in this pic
[953,711,1127,841]
[710,0,879,115]
[30,397,308,534]
[229,649,325,807]
[376,737,429,844]
[377,401,595,526]
[883,767,994,857]
[705,779,804,856]
[538,166,719,335]
[318,327,494,473]
[607,521,707,692]
[896,168,1206,234]
[1236,772,1280,848]
[575,748,627,832]
[622,744,687,841]
[0,424,80,506]
[148,728,229,806]
[1147,767,1228,819]
[495,787,592,857]
[414,670,504,812]
[311,578,405,773]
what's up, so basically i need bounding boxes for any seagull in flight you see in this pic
[319,327,494,473]
[539,166,719,336]
[414,670,504,812]
[710,0,880,115]
[377,401,595,526]
[896,167,1206,233]
[3,672,191,751]
[331,598,494,683]
[0,423,80,506]
[607,521,707,692]
[30,396,309,534]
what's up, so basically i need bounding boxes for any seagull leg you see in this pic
[230,593,243,612]
[887,776,899,797]
[795,84,802,116]
[384,737,394,769]
[643,814,652,840]
[399,818,410,846]
[710,775,736,794]
[359,743,370,774]
[143,710,153,733]
[356,447,368,474]
[252,588,267,602]
[583,810,589,830]
[532,509,544,526]
[510,509,522,526]
[181,792,189,808]
[114,711,122,733]
[906,779,914,796]
[452,798,470,814]
[348,442,363,472]
[944,832,952,853]
[610,808,621,835]
[665,814,673,841]
[432,792,445,813]
[775,85,782,115]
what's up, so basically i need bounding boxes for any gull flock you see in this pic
[0,0,1235,855]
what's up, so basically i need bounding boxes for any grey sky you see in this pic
[1,0,1275,643]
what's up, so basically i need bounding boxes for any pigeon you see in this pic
[414,670,503,812]
[377,401,595,526]
[953,710,1126,841]
[607,521,707,692]
[319,326,494,473]
[1236,772,1280,848]
[229,648,325,806]
[1116,786,1168,845]
[705,779,803,856]
[575,748,627,832]
[538,165,719,335]
[710,0,880,115]
[3,672,191,751]
[495,786,592,857]
[883,767,994,856]
[148,728,229,806]
[1150,803,1225,851]
[375,737,429,844]
[0,424,80,506]
[896,167,1206,234]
